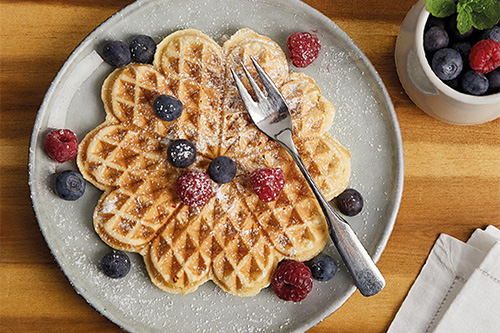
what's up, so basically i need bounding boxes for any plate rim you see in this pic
[28,0,404,331]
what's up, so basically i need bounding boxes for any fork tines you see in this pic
[230,56,286,118]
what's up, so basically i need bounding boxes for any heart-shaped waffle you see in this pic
[77,28,351,296]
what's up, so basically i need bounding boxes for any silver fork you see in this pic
[230,56,385,297]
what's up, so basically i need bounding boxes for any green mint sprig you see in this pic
[425,0,500,34]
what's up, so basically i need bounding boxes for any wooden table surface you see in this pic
[1,0,499,332]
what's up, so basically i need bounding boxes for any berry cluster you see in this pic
[166,139,238,207]
[168,137,285,207]
[272,253,338,302]
[424,15,500,96]
[45,129,86,201]
[102,35,157,67]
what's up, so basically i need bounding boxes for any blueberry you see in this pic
[101,250,131,279]
[306,254,337,281]
[129,35,156,63]
[153,95,183,121]
[480,26,500,43]
[424,26,449,53]
[451,41,472,60]
[102,40,131,67]
[460,70,489,96]
[167,139,196,168]
[207,156,236,184]
[431,48,463,81]
[486,69,500,94]
[55,170,85,201]
[336,188,363,216]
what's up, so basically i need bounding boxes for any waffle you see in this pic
[77,28,351,296]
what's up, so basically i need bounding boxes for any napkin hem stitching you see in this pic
[480,269,500,285]
[425,276,465,333]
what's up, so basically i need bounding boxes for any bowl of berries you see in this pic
[395,0,500,125]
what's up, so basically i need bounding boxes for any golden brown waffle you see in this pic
[153,29,225,158]
[77,28,351,296]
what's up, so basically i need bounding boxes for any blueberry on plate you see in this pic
[101,250,131,279]
[336,188,363,216]
[424,25,449,53]
[306,253,337,281]
[153,95,183,121]
[129,35,156,63]
[431,48,463,81]
[102,40,131,67]
[207,156,236,184]
[461,70,489,96]
[55,170,86,201]
[167,139,196,168]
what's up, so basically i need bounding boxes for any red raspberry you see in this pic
[469,39,500,74]
[286,32,321,68]
[176,171,213,207]
[45,129,78,163]
[250,167,285,202]
[271,260,313,302]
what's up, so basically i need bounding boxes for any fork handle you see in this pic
[277,132,385,297]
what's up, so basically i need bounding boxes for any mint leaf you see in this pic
[470,0,500,30]
[425,0,457,17]
[457,4,474,34]
[426,0,500,35]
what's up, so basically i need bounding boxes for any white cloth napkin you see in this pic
[388,225,500,333]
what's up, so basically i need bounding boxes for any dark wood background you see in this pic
[1,0,499,331]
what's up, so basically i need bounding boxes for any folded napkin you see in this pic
[388,225,500,333]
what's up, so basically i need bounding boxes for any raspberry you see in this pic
[271,260,313,302]
[469,39,500,74]
[250,168,285,202]
[45,129,78,163]
[176,171,213,207]
[286,32,321,68]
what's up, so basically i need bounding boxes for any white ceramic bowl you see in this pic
[395,0,500,125]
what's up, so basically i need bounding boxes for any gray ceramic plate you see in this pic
[28,0,404,331]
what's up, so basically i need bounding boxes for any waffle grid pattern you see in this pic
[77,28,351,296]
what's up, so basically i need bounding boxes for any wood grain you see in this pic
[1,0,499,332]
